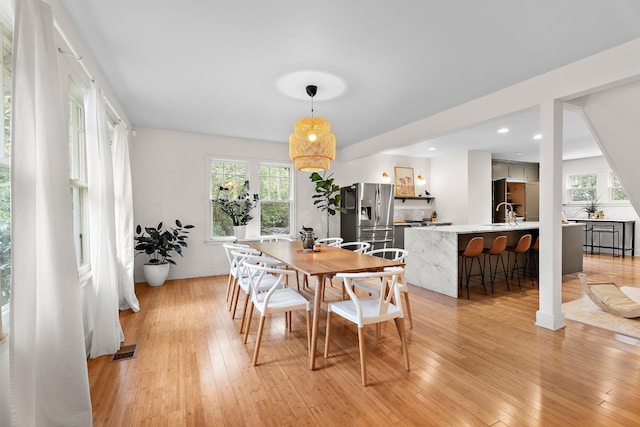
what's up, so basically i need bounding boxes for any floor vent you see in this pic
[110,344,139,362]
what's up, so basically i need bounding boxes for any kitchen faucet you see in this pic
[495,201,516,225]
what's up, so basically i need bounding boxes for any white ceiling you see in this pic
[57,1,640,161]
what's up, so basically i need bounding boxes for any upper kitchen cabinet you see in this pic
[492,160,540,223]
[492,159,539,182]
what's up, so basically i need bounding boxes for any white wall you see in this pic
[431,152,469,225]
[430,151,492,225]
[468,151,493,225]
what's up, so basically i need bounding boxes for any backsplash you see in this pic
[394,207,434,221]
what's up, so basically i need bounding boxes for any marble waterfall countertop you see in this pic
[404,222,583,298]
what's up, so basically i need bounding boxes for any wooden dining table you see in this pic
[249,240,405,369]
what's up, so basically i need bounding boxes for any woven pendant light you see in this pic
[289,85,336,172]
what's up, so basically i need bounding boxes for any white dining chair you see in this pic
[336,241,371,253]
[316,237,343,247]
[229,249,279,334]
[242,258,312,366]
[222,242,254,303]
[319,241,372,298]
[359,248,412,328]
[324,267,410,386]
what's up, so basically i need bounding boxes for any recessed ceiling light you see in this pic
[497,128,509,134]
[515,152,524,155]
[533,134,542,140]
[428,147,436,151]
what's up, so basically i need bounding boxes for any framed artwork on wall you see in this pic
[394,167,415,197]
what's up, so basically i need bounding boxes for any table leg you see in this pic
[309,274,324,370]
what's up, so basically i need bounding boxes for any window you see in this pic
[259,164,292,236]
[210,160,248,238]
[68,79,90,267]
[610,173,628,201]
[0,20,10,336]
[567,173,597,202]
[209,159,294,239]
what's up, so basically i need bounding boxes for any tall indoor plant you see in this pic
[310,172,346,238]
[212,180,259,239]
[134,219,194,286]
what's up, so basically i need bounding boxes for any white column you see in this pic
[536,99,566,330]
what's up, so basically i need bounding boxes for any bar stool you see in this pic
[482,235,509,294]
[458,237,485,299]
[529,236,539,283]
[591,225,619,257]
[506,234,534,289]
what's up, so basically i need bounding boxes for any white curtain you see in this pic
[10,0,92,424]
[85,87,124,358]
[113,123,139,312]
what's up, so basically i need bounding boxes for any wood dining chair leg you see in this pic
[228,277,238,311]
[324,311,333,358]
[358,327,368,386]
[231,286,243,319]
[252,315,267,366]
[394,317,410,371]
[239,293,250,333]
[306,311,312,357]
[225,274,233,302]
[403,293,413,329]
[243,303,254,344]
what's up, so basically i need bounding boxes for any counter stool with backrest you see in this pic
[482,235,509,294]
[529,236,539,283]
[506,234,534,289]
[458,237,485,299]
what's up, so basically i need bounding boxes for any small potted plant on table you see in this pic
[582,197,601,219]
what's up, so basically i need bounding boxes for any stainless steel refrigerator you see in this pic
[340,183,395,250]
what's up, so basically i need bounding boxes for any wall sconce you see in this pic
[417,175,425,185]
[382,172,391,182]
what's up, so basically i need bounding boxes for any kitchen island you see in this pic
[404,222,583,298]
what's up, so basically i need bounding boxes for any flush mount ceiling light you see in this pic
[497,128,509,134]
[289,85,336,172]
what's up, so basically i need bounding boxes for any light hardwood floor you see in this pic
[88,254,640,426]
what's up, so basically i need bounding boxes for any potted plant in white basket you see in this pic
[212,180,259,239]
[134,219,194,286]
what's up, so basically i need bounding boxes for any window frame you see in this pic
[207,156,295,242]
[609,172,628,202]
[208,158,251,240]
[258,162,294,237]
[68,78,90,271]
[566,173,597,203]
[0,19,10,338]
